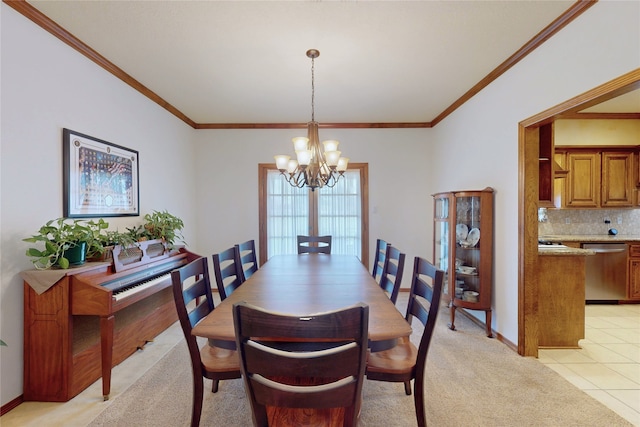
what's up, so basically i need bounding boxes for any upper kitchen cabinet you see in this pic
[539,123,568,208]
[556,146,636,208]
[564,149,600,208]
[539,123,554,207]
[602,150,635,207]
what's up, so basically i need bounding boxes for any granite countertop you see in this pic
[537,246,595,256]
[539,234,640,243]
[537,234,638,256]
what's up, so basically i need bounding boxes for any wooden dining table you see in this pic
[192,254,412,351]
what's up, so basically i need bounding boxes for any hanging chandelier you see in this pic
[274,49,348,191]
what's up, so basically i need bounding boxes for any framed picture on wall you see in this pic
[63,128,140,218]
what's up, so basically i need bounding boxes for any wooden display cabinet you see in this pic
[433,187,494,337]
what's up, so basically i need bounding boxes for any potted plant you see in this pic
[97,228,141,261]
[85,218,110,259]
[23,218,108,269]
[141,210,186,248]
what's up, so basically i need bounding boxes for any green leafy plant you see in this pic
[23,218,108,269]
[85,218,110,259]
[141,210,186,248]
[100,229,140,258]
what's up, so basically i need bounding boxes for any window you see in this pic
[258,163,369,266]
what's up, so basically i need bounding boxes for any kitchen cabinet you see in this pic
[565,150,600,208]
[433,187,494,337]
[602,151,635,207]
[537,253,586,348]
[628,244,640,300]
[539,123,568,207]
[553,152,567,207]
[539,123,554,207]
[557,147,635,208]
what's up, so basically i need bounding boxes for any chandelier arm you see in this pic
[325,172,338,188]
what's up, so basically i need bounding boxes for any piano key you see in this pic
[113,272,171,301]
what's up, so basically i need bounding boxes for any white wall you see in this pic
[191,127,434,266]
[1,5,196,406]
[431,0,640,341]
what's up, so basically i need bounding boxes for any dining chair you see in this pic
[233,301,369,427]
[297,235,332,254]
[212,246,244,300]
[170,257,241,427]
[235,239,258,282]
[365,256,444,427]
[378,245,405,304]
[372,238,390,282]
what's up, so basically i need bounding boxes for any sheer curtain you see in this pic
[318,170,362,259]
[266,170,309,256]
[266,170,362,260]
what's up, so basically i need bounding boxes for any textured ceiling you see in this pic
[24,1,637,125]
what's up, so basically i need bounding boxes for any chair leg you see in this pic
[404,380,412,395]
[192,376,204,427]
[414,378,426,427]
[212,379,219,393]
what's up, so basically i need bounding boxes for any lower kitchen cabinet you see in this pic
[628,244,640,300]
[538,254,586,348]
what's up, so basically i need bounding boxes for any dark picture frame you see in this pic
[63,128,139,218]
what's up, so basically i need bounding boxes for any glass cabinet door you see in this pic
[433,195,450,295]
[454,195,481,302]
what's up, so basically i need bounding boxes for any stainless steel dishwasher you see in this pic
[583,243,628,302]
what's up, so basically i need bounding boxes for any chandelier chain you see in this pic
[310,55,315,122]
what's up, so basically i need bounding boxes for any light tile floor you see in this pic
[538,303,640,426]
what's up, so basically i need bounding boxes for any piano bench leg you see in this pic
[104,394,110,401]
[212,380,219,393]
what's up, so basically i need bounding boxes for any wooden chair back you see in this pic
[379,245,405,304]
[171,257,241,427]
[365,256,443,427]
[213,246,244,300]
[297,235,332,254]
[372,238,390,282]
[405,256,444,426]
[235,239,258,282]
[233,301,369,427]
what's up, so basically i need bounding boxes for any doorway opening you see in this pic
[518,69,640,357]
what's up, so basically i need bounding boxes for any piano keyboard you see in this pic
[112,272,171,301]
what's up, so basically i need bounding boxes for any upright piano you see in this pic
[22,241,200,402]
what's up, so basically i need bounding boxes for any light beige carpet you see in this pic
[88,303,632,427]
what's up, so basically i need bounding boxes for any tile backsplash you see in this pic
[538,208,640,236]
